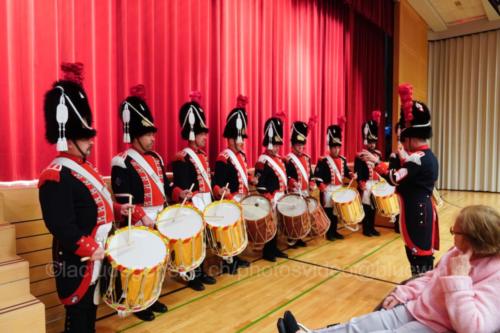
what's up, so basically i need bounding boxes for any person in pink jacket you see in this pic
[277,205,500,333]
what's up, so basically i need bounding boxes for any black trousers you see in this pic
[64,284,97,333]
[361,204,375,233]
[324,207,339,237]
[405,247,434,276]
[394,214,400,233]
[263,234,278,257]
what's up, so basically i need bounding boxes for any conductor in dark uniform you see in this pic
[364,83,439,276]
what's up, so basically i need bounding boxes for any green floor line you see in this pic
[117,241,333,332]
[236,236,400,332]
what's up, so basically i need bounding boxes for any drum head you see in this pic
[372,182,395,196]
[332,188,357,203]
[306,197,318,212]
[241,195,272,220]
[204,201,241,227]
[157,207,204,239]
[277,194,307,217]
[107,227,166,269]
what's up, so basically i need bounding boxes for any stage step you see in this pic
[0,297,45,333]
[0,258,32,308]
[0,223,17,262]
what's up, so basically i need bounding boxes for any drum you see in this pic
[240,194,276,244]
[432,188,444,209]
[331,187,365,225]
[203,200,248,259]
[156,205,205,280]
[276,194,310,240]
[306,197,331,237]
[371,182,400,220]
[101,226,168,313]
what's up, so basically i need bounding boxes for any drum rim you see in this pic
[105,225,169,272]
[240,194,272,219]
[371,181,396,196]
[331,187,358,202]
[203,199,243,227]
[276,193,308,217]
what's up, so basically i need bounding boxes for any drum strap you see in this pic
[223,149,248,189]
[325,156,343,184]
[127,149,166,198]
[287,153,309,183]
[54,157,114,208]
[258,155,288,187]
[183,147,213,194]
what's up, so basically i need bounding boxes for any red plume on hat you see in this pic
[61,62,84,85]
[398,83,414,124]
[189,90,203,104]
[307,114,318,129]
[372,110,382,124]
[337,115,347,127]
[273,109,287,122]
[130,84,146,100]
[236,94,248,108]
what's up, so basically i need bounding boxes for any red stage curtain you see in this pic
[344,13,387,158]
[347,0,394,35]
[0,0,389,181]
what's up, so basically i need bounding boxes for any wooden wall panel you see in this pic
[392,0,429,150]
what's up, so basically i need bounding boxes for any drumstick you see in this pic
[170,183,195,223]
[181,183,195,206]
[115,193,134,244]
[80,243,133,262]
[204,215,224,219]
[220,182,230,201]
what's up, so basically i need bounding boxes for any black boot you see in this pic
[295,239,307,247]
[221,260,239,275]
[362,204,373,237]
[263,235,277,262]
[325,208,339,241]
[236,256,250,268]
[275,248,289,258]
[187,277,205,291]
[134,308,155,321]
[149,300,168,313]
[332,231,344,240]
[200,272,216,285]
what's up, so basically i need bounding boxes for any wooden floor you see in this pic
[87,191,498,333]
